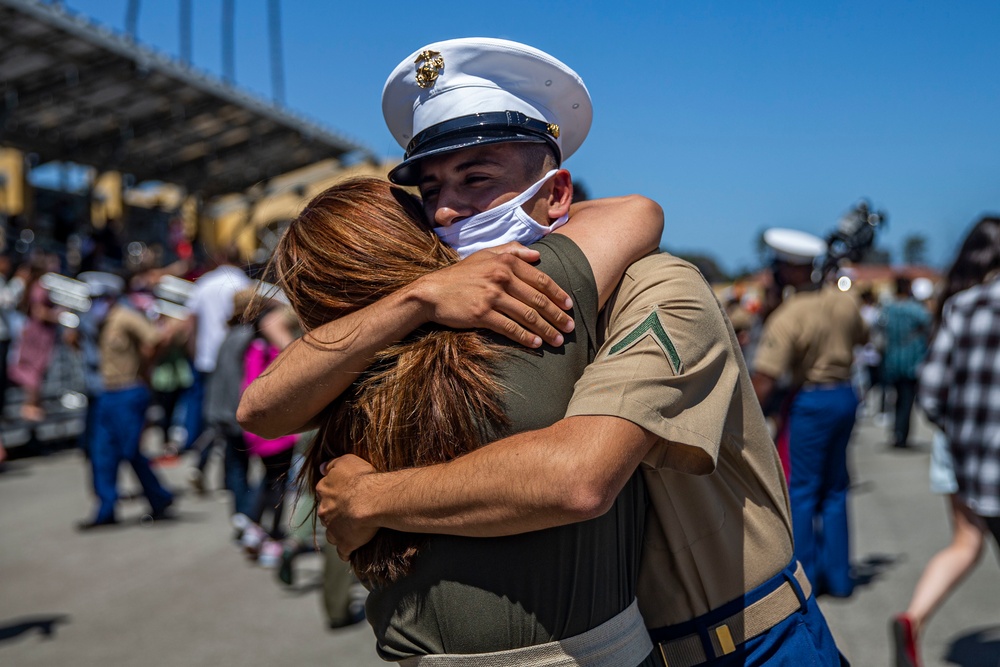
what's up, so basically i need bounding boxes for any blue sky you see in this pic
[60,0,1000,273]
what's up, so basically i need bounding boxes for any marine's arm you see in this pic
[237,243,575,438]
[319,415,658,558]
[320,256,738,558]
[751,371,778,409]
[751,305,794,409]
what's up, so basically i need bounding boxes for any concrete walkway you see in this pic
[820,414,1000,666]
[0,412,997,666]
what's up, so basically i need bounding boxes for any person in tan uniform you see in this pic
[751,228,868,600]
[79,277,185,528]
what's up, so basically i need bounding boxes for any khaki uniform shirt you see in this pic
[99,304,160,391]
[753,285,867,387]
[566,253,793,628]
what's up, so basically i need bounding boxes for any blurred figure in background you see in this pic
[183,245,249,483]
[202,288,259,513]
[752,228,868,598]
[203,286,295,548]
[0,252,27,423]
[857,289,885,418]
[69,271,125,458]
[881,276,931,449]
[8,254,61,422]
[725,300,754,357]
[237,300,298,566]
[148,343,193,457]
[892,216,1000,667]
[77,274,185,529]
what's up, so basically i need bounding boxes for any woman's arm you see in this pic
[554,195,664,308]
[238,244,575,438]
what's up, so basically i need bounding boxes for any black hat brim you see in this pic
[387,111,561,185]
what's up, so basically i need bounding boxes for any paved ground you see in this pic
[1,410,998,667]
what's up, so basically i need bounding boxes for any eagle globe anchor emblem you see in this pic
[414,50,445,89]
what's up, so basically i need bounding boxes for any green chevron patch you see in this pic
[608,310,683,373]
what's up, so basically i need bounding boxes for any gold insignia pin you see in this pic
[414,50,444,89]
[546,123,560,139]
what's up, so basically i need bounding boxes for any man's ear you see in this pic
[546,169,573,221]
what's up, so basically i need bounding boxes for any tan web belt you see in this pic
[398,598,652,667]
[657,561,812,667]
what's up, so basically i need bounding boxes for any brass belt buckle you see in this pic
[714,623,737,655]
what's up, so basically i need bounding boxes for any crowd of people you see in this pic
[724,224,997,667]
[0,232,371,628]
[1,35,997,667]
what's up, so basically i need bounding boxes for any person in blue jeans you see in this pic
[78,284,185,529]
[752,228,868,598]
[785,384,859,597]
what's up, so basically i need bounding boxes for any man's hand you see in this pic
[317,454,379,561]
[412,242,575,348]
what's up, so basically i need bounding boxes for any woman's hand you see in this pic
[410,241,575,348]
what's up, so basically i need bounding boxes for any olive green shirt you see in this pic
[368,235,648,660]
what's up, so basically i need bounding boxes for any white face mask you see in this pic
[433,169,568,259]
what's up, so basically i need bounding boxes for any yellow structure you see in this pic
[202,159,394,260]
[90,171,123,227]
[0,148,26,218]
[0,141,394,262]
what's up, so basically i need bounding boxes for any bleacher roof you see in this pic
[0,0,375,197]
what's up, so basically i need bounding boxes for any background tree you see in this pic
[902,233,927,265]
[755,228,769,267]
[860,245,892,265]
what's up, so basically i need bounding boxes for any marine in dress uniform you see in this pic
[312,39,847,666]
[382,40,846,667]
[565,251,845,666]
[752,228,868,600]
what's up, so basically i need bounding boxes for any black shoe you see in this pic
[76,517,118,531]
[278,545,297,586]
[148,497,176,522]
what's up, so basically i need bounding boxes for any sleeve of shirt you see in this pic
[123,308,162,348]
[531,234,599,349]
[752,305,796,380]
[918,304,955,430]
[565,254,741,473]
[186,281,204,313]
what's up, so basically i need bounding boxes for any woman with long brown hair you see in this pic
[892,216,1000,667]
[264,177,660,664]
